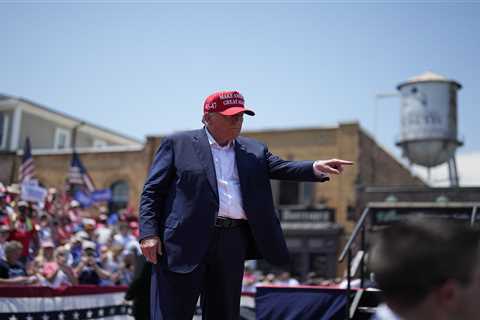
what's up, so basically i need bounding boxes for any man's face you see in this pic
[205,112,244,144]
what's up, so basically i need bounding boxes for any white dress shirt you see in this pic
[205,128,247,220]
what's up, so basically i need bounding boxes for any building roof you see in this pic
[0,93,142,145]
[397,71,462,89]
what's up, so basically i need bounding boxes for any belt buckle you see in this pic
[215,217,225,228]
[216,217,232,228]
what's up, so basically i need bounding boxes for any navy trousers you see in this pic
[150,224,251,320]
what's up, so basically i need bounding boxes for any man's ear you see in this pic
[202,114,209,125]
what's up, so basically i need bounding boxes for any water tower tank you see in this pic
[396,71,462,168]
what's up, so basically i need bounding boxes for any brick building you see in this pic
[0,122,424,278]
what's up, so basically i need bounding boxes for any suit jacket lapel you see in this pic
[192,129,219,202]
[234,140,250,200]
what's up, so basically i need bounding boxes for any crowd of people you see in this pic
[0,182,315,290]
[0,182,141,288]
[241,268,357,294]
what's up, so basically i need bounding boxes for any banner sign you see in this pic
[92,189,112,202]
[74,189,112,208]
[279,208,335,223]
[21,182,47,203]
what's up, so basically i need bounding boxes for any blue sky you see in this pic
[2,2,479,185]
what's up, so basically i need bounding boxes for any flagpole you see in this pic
[69,121,84,196]
[11,152,18,184]
[71,121,85,152]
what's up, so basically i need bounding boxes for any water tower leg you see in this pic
[448,156,460,187]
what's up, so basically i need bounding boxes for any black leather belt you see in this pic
[214,216,247,228]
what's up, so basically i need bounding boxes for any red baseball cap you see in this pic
[203,90,255,116]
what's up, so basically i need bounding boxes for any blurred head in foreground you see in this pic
[370,217,480,320]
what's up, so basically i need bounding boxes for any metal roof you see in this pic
[0,93,142,145]
[397,71,462,90]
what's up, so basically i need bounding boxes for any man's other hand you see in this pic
[140,236,162,264]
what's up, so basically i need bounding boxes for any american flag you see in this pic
[68,152,95,192]
[18,137,35,183]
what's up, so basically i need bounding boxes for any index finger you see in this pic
[334,159,354,165]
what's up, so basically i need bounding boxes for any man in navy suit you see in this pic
[139,90,353,320]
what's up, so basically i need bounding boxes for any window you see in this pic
[279,181,300,205]
[277,181,314,206]
[302,182,314,205]
[54,128,71,149]
[0,113,8,149]
[109,180,129,213]
[93,139,107,148]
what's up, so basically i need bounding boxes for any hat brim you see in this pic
[218,107,255,116]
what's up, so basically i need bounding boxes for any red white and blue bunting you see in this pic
[0,286,130,320]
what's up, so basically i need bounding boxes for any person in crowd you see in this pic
[0,191,14,226]
[36,214,53,243]
[113,221,137,249]
[139,90,353,320]
[44,187,61,215]
[95,213,112,245]
[98,245,120,285]
[128,221,139,238]
[369,218,480,320]
[37,245,78,288]
[66,234,84,267]
[0,224,11,260]
[67,200,82,228]
[82,218,98,242]
[110,242,127,267]
[117,248,136,285]
[8,201,38,263]
[35,240,56,265]
[274,271,300,286]
[75,241,111,285]
[0,240,37,285]
[52,215,73,245]
[257,273,277,286]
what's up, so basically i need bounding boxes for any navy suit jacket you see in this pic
[139,128,329,273]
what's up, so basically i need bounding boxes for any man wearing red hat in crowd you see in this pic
[139,90,353,320]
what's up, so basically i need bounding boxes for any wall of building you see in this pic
[0,122,429,278]
[0,110,14,150]
[75,128,126,148]
[1,123,425,220]
[0,152,17,183]
[20,111,63,149]
[357,129,425,187]
[141,123,423,234]
[244,123,360,233]
[74,131,94,148]
[2,149,149,210]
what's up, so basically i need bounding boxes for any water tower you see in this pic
[396,71,463,186]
